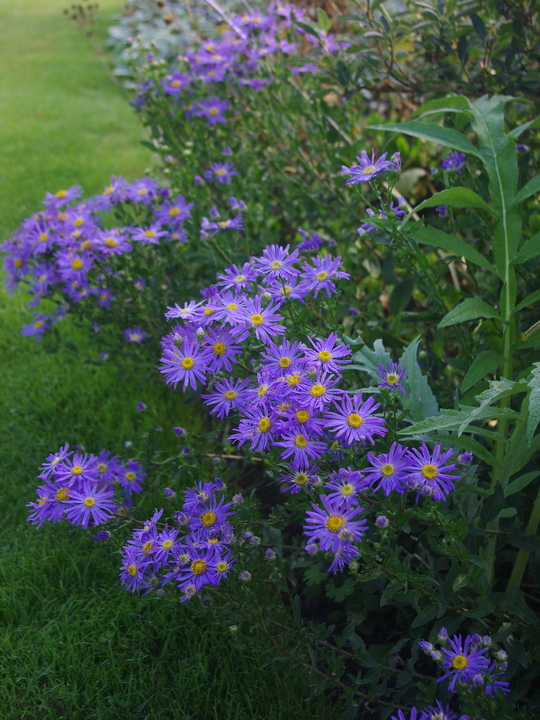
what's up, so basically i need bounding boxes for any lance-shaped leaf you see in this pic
[459,378,526,434]
[399,406,518,436]
[526,363,540,444]
[515,287,540,313]
[512,175,540,207]
[461,351,504,394]
[408,95,471,119]
[512,231,540,265]
[438,298,501,328]
[412,187,496,216]
[413,226,495,273]
[400,335,439,421]
[368,121,481,158]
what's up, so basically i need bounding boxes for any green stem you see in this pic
[506,476,540,595]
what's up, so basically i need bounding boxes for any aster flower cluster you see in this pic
[159,247,461,572]
[2,177,194,341]
[27,444,145,529]
[420,629,510,698]
[119,479,236,602]
[133,3,347,120]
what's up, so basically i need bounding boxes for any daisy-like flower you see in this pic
[65,482,116,529]
[277,431,327,465]
[131,224,168,246]
[204,327,243,373]
[119,460,146,496]
[95,229,132,255]
[280,463,319,494]
[38,443,72,480]
[324,468,368,506]
[189,495,235,536]
[124,327,147,343]
[436,633,490,692]
[342,149,393,184]
[418,700,457,720]
[364,442,409,495]
[43,185,82,208]
[299,254,350,298]
[119,547,152,593]
[376,361,406,395]
[204,161,238,184]
[441,150,466,174]
[201,214,244,236]
[216,261,259,292]
[160,338,210,390]
[229,409,276,452]
[154,194,194,225]
[296,370,343,410]
[407,443,459,501]
[324,393,387,447]
[195,97,230,126]
[303,495,367,554]
[304,333,351,374]
[261,338,304,374]
[54,452,99,486]
[201,377,251,419]
[232,296,285,344]
[252,244,300,281]
[164,300,203,322]
[177,546,220,594]
[20,313,51,341]
[390,709,421,720]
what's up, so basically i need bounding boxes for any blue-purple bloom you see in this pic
[342,149,393,184]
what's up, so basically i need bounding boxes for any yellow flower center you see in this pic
[39,232,48,242]
[318,350,332,362]
[216,169,227,176]
[325,515,346,533]
[104,186,113,195]
[71,465,83,475]
[56,190,67,198]
[226,303,238,310]
[218,221,229,227]
[270,260,282,269]
[422,464,438,480]
[97,463,107,474]
[347,413,364,427]
[296,410,310,423]
[169,207,180,216]
[83,497,95,508]
[181,357,195,369]
[81,240,93,250]
[294,473,308,485]
[104,237,118,248]
[341,484,354,496]
[216,561,228,573]
[234,274,246,283]
[224,390,237,400]
[34,321,44,329]
[310,384,325,397]
[144,230,156,238]
[279,357,291,368]
[162,540,173,549]
[258,417,271,432]
[381,463,395,477]
[386,373,398,384]
[14,258,23,268]
[362,165,376,175]
[451,654,468,670]
[71,259,83,270]
[127,564,137,576]
[191,559,207,575]
[250,313,264,325]
[125,472,136,482]
[280,286,292,295]
[200,511,217,527]
[294,434,308,447]
[287,373,302,386]
[316,271,328,281]
[143,540,153,554]
[203,308,215,316]
[257,385,268,396]
[138,188,147,195]
[58,212,67,220]
[74,218,84,227]
[213,342,226,355]
[55,488,70,501]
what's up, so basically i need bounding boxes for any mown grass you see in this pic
[0,3,326,717]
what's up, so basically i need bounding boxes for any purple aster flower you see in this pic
[437,633,490,692]
[204,162,238,184]
[365,442,410,495]
[324,393,387,447]
[38,443,72,480]
[517,143,528,152]
[20,313,51,341]
[436,205,448,217]
[303,495,367,554]
[126,177,160,203]
[280,463,319,494]
[458,452,473,465]
[327,542,359,573]
[406,443,459,501]
[299,254,350,298]
[119,546,152,593]
[201,377,251,419]
[131,224,168,246]
[239,570,252,582]
[297,230,324,253]
[154,195,194,225]
[419,701,457,720]
[195,96,230,126]
[303,333,351,373]
[43,185,82,208]
[136,401,146,412]
[277,431,327,465]
[216,261,259,292]
[229,409,275,452]
[391,710,420,720]
[376,361,406,394]
[160,338,210,391]
[252,244,300,281]
[441,151,466,174]
[54,452,99,486]
[484,660,510,697]
[173,427,185,437]
[124,327,147,343]
[231,296,286,344]
[265,549,276,561]
[93,530,112,542]
[95,449,123,483]
[342,149,393,184]
[119,460,146,496]
[204,327,243,373]
[376,515,389,528]
[95,229,132,255]
[358,201,405,234]
[165,300,203,322]
[65,482,116,529]
[260,338,304,373]
[324,468,368,506]
[201,214,244,236]
[296,370,344,411]
[161,71,190,95]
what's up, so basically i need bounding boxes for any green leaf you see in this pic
[400,336,439,421]
[453,573,469,592]
[413,226,495,273]
[461,351,504,393]
[438,298,501,328]
[481,482,505,523]
[460,378,526,434]
[412,187,495,216]
[470,13,486,38]
[316,8,331,31]
[399,406,518,437]
[509,115,540,139]
[409,95,471,120]
[512,231,540,265]
[326,578,356,602]
[526,362,540,444]
[437,433,497,466]
[390,278,414,315]
[512,174,540,206]
[505,471,540,497]
[514,286,540,312]
[367,121,481,158]
[350,338,392,380]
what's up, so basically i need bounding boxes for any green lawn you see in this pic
[0,3,325,717]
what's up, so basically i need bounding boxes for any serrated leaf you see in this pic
[460,378,525,434]
[438,298,501,328]
[413,187,495,216]
[461,351,504,394]
[413,226,495,273]
[400,405,518,436]
[526,362,540,443]
[512,174,540,206]
[400,336,439,421]
[505,471,540,497]
[367,121,481,158]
